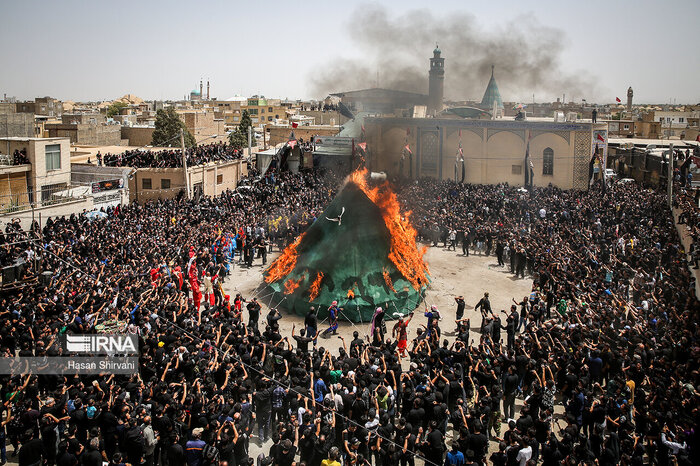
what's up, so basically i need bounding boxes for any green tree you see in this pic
[228,110,253,150]
[106,101,128,118]
[151,107,196,148]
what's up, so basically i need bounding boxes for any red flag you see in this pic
[597,133,605,142]
[291,122,298,128]
[288,139,297,149]
[404,144,412,155]
[357,142,367,151]
[615,97,621,103]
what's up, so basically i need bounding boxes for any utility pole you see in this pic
[180,129,191,200]
[248,125,252,158]
[668,143,674,208]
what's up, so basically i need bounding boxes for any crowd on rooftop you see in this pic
[98,143,244,169]
[0,169,697,466]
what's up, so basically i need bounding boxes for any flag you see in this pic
[616,97,621,103]
[361,125,366,133]
[357,142,367,151]
[291,122,298,128]
[404,144,412,155]
[524,131,533,188]
[287,139,297,149]
[597,133,606,142]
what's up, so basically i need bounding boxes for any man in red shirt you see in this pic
[393,311,414,357]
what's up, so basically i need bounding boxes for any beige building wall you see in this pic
[179,111,227,143]
[365,118,603,190]
[130,159,247,203]
[120,126,155,147]
[1,137,72,205]
[268,126,339,146]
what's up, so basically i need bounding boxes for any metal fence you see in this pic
[0,182,91,214]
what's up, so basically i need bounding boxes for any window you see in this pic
[679,118,684,123]
[233,117,240,122]
[248,109,258,115]
[142,178,152,189]
[217,174,223,184]
[268,116,273,121]
[261,108,265,113]
[623,124,630,130]
[161,178,171,189]
[268,107,273,112]
[512,165,522,175]
[45,144,61,171]
[542,148,554,175]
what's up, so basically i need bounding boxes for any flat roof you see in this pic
[0,136,68,141]
[609,137,699,147]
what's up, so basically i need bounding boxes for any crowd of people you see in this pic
[98,143,244,169]
[0,169,697,466]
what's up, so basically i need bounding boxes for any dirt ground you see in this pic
[222,243,535,461]
[223,244,533,352]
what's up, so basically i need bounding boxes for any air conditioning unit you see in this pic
[566,112,578,122]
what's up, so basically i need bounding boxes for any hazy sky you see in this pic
[1,0,698,104]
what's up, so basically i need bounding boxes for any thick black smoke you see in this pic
[310,5,598,102]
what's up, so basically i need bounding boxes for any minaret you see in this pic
[428,44,445,116]
[200,79,203,99]
[627,87,633,111]
[207,81,210,100]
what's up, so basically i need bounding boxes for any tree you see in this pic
[228,110,253,150]
[106,101,128,118]
[151,107,196,148]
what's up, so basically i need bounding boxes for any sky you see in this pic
[1,0,698,105]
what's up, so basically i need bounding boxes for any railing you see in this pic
[0,183,91,214]
[0,154,27,166]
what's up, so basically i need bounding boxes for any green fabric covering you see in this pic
[266,182,428,322]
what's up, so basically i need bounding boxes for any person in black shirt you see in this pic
[18,429,44,466]
[292,325,315,353]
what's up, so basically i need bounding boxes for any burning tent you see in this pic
[264,169,429,322]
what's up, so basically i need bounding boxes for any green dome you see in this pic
[191,89,201,95]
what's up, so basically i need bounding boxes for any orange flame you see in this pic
[309,271,324,301]
[347,288,355,299]
[284,274,304,295]
[349,169,429,290]
[383,267,396,293]
[265,232,305,283]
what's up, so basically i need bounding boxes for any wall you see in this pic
[120,126,155,146]
[298,110,349,126]
[129,159,247,202]
[0,113,35,138]
[180,111,227,143]
[268,125,339,146]
[46,123,124,145]
[0,168,30,210]
[365,118,600,190]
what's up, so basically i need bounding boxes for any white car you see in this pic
[618,178,635,184]
[604,169,617,180]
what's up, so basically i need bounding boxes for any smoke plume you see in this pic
[310,4,598,103]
